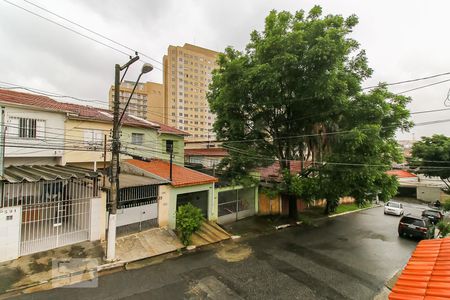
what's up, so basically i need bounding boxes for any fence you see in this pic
[1,178,99,256]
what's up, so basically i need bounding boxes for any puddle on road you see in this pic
[365,232,388,241]
[216,244,252,263]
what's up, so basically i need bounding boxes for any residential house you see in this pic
[121,115,188,166]
[387,169,450,202]
[0,89,67,167]
[102,172,169,236]
[123,159,218,229]
[215,182,259,225]
[0,164,102,263]
[184,147,228,168]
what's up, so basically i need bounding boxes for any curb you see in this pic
[328,204,381,218]
[2,246,184,297]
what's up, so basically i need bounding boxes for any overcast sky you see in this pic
[0,0,449,140]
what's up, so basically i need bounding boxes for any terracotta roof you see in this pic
[257,161,311,182]
[184,148,228,157]
[389,238,450,300]
[386,170,418,178]
[0,88,187,136]
[125,159,218,187]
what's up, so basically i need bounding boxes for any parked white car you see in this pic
[384,201,404,216]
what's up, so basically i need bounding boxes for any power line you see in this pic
[363,71,450,90]
[214,117,450,145]
[21,0,163,66]
[0,81,108,107]
[396,78,450,94]
[3,0,132,57]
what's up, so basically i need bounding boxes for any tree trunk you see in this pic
[324,200,330,215]
[288,194,298,219]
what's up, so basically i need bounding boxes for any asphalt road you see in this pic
[14,201,428,300]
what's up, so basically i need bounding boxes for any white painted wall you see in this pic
[4,106,66,159]
[417,186,442,202]
[115,203,158,227]
[0,206,21,262]
[90,197,103,241]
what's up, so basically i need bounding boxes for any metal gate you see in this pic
[2,179,93,256]
[218,187,256,224]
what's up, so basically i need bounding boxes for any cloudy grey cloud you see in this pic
[0,0,449,139]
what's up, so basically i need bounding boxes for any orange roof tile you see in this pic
[184,148,228,157]
[386,170,418,178]
[389,238,450,300]
[125,159,218,187]
[0,89,187,136]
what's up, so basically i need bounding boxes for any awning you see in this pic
[1,165,100,183]
[102,173,168,189]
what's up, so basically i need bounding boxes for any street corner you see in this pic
[215,242,253,263]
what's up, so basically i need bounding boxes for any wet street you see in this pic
[15,201,428,300]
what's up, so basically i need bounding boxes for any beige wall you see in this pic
[158,185,170,227]
[62,119,112,169]
[109,81,165,123]
[145,82,165,123]
[164,43,218,142]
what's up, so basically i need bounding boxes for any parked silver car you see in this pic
[384,201,404,216]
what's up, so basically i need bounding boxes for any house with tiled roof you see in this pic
[0,88,188,170]
[0,88,191,241]
[184,147,228,168]
[0,89,68,167]
[123,159,218,229]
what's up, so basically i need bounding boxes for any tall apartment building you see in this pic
[163,43,218,142]
[109,81,165,123]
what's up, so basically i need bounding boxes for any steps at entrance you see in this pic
[190,221,231,247]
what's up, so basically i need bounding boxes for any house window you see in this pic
[9,117,45,139]
[84,129,103,148]
[131,133,144,145]
[19,118,37,138]
[165,140,174,153]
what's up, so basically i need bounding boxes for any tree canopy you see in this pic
[208,6,411,214]
[411,134,450,193]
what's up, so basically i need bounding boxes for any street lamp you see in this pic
[107,57,153,261]
[118,63,154,124]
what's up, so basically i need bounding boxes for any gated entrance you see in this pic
[218,187,256,224]
[2,177,96,256]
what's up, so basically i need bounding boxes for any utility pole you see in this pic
[106,63,122,261]
[103,134,107,188]
[106,56,152,261]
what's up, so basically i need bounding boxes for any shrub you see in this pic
[443,199,450,212]
[437,221,450,238]
[176,203,204,246]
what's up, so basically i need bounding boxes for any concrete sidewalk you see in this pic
[113,227,183,263]
[0,227,183,297]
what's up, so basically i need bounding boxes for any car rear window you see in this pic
[401,217,415,224]
[412,220,425,227]
[389,202,400,208]
[424,210,440,217]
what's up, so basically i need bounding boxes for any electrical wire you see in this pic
[21,0,163,66]
[363,71,450,90]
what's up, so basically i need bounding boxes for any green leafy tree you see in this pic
[208,6,411,216]
[410,135,450,193]
[437,221,450,238]
[176,203,204,246]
